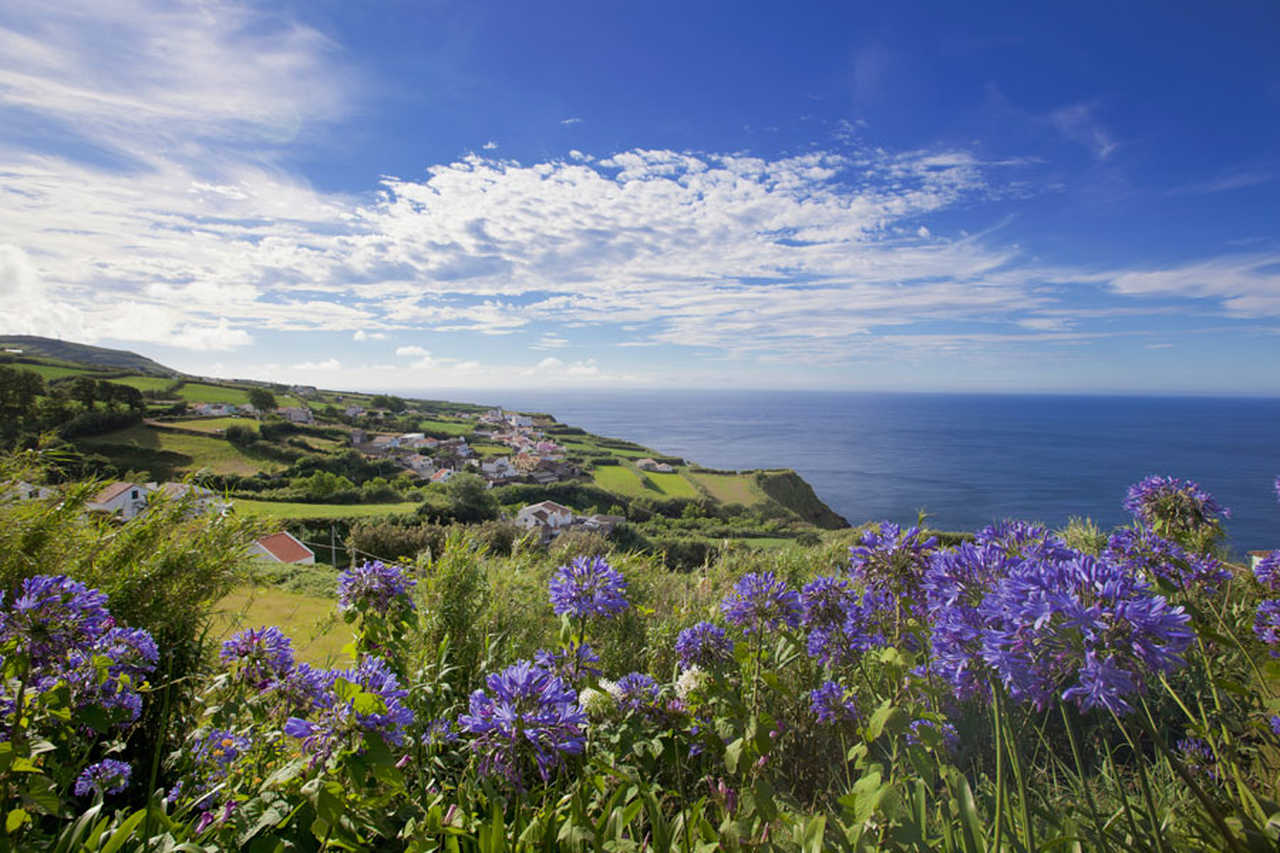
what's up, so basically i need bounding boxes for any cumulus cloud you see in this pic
[396,345,431,357]
[353,330,386,341]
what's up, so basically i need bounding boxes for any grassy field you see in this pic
[417,418,474,436]
[108,375,176,392]
[590,464,654,497]
[172,416,259,434]
[688,471,763,506]
[212,585,351,665]
[177,382,251,405]
[233,498,421,519]
[81,424,283,477]
[644,470,701,499]
[19,363,99,380]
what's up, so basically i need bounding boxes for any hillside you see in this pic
[1,338,849,565]
[0,335,176,375]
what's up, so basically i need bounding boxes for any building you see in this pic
[514,500,575,533]
[480,457,518,481]
[86,482,149,520]
[2,480,57,502]
[636,458,675,474]
[276,406,314,425]
[145,482,229,516]
[250,531,315,565]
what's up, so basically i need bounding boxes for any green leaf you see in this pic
[5,808,28,834]
[724,738,744,775]
[841,770,885,827]
[99,808,148,853]
[865,700,900,743]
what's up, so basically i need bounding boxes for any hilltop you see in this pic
[0,336,848,568]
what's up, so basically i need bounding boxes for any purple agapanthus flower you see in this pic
[923,543,1021,699]
[721,572,801,635]
[1176,737,1220,782]
[337,561,416,613]
[1123,475,1229,535]
[458,659,587,790]
[1253,600,1280,655]
[192,729,250,770]
[4,574,112,662]
[1105,527,1231,594]
[674,621,733,669]
[614,672,660,712]
[809,680,858,724]
[849,522,939,601]
[548,556,629,619]
[284,655,414,760]
[976,521,1075,563]
[220,626,295,689]
[907,718,959,753]
[980,552,1193,715]
[74,759,131,797]
[534,641,602,683]
[1254,552,1280,594]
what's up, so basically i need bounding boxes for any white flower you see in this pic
[578,686,615,718]
[675,665,708,701]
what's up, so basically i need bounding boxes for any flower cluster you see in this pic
[722,572,801,635]
[674,621,733,669]
[220,626,295,690]
[1254,551,1280,593]
[0,575,158,725]
[612,672,660,712]
[1123,474,1229,538]
[548,556,630,619]
[73,759,131,798]
[284,655,414,759]
[976,520,1075,563]
[534,641,602,684]
[1253,601,1280,654]
[458,659,587,789]
[809,680,858,724]
[337,561,416,613]
[1176,737,1220,782]
[849,522,939,600]
[1105,527,1231,594]
[980,553,1192,714]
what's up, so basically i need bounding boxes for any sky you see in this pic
[1,0,1278,394]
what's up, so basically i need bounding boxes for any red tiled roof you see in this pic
[255,532,314,563]
[92,482,137,504]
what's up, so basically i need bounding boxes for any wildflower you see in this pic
[1105,527,1230,593]
[423,717,461,747]
[1254,551,1280,594]
[1253,600,1280,655]
[337,560,416,613]
[578,686,615,718]
[74,759,131,797]
[721,572,801,634]
[980,553,1193,715]
[284,655,414,759]
[1176,737,1220,782]
[674,621,733,669]
[548,556,629,619]
[907,718,959,753]
[534,641,602,683]
[674,665,709,701]
[192,729,250,770]
[219,626,294,689]
[1123,475,1228,538]
[4,574,111,662]
[614,672,660,712]
[1270,715,1280,737]
[849,522,939,601]
[458,659,587,790]
[923,543,1020,699]
[809,680,858,724]
[977,520,1075,563]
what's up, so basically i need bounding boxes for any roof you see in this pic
[254,532,314,563]
[92,482,139,504]
[1249,550,1275,557]
[529,499,572,515]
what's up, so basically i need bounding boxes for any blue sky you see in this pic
[1,0,1278,393]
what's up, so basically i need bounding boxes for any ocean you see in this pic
[458,390,1280,556]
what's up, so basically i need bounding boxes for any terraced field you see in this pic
[687,471,763,506]
[232,499,421,519]
[172,417,259,434]
[81,424,283,476]
[177,382,251,405]
[19,363,98,380]
[108,375,176,392]
[643,470,701,499]
[590,464,653,497]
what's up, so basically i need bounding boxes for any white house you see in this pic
[402,455,437,476]
[507,413,534,428]
[481,457,518,480]
[276,406,314,425]
[636,458,675,474]
[87,482,149,520]
[515,500,575,532]
[250,531,315,565]
[146,482,229,516]
[344,405,365,417]
[2,480,57,502]
[430,468,454,484]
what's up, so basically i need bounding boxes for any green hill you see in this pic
[0,335,176,375]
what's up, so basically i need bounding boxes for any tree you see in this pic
[248,388,277,413]
[445,472,499,523]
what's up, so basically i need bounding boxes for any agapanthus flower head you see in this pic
[1253,600,1280,656]
[613,672,660,712]
[219,626,295,689]
[458,659,587,790]
[849,522,939,601]
[800,576,856,631]
[980,552,1193,715]
[1254,552,1280,594]
[548,556,629,619]
[1105,527,1231,594]
[534,641,602,683]
[922,543,1021,699]
[4,574,112,662]
[674,621,733,669]
[907,718,959,753]
[1176,737,1220,782]
[1123,475,1229,538]
[674,665,709,701]
[809,680,858,724]
[192,728,250,770]
[976,521,1075,564]
[721,572,801,635]
[337,561,416,613]
[284,655,414,760]
[74,759,131,797]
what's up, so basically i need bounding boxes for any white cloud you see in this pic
[1108,254,1280,316]
[353,330,386,341]
[396,345,431,357]
[292,358,340,370]
[533,333,569,349]
[560,117,582,125]
[482,140,498,150]
[1049,102,1118,159]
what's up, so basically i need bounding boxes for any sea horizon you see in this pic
[409,388,1280,557]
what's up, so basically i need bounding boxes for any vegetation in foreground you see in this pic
[4,444,1280,851]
